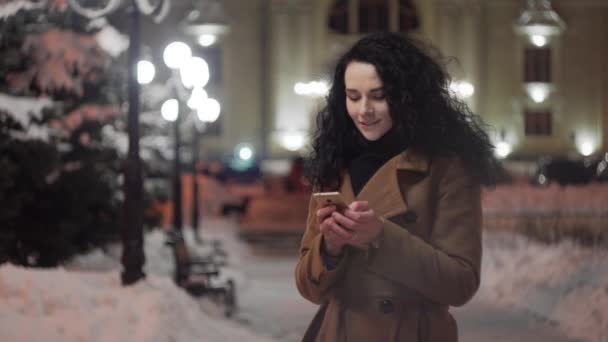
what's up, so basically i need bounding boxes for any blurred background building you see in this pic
[142,0,607,171]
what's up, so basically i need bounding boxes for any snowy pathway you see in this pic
[198,217,600,342]
[10,216,600,341]
[454,299,580,341]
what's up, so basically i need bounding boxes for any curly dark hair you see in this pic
[306,32,501,190]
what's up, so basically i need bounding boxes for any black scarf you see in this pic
[348,126,408,196]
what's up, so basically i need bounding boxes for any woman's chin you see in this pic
[359,130,383,141]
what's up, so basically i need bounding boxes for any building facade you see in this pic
[203,0,608,163]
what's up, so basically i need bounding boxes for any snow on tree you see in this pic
[95,21,129,57]
[0,0,175,268]
[7,28,109,97]
[0,1,45,20]
[0,1,143,266]
[0,93,53,141]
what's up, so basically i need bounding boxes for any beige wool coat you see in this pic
[295,148,482,342]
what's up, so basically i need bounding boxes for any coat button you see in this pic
[403,209,418,223]
[379,299,394,314]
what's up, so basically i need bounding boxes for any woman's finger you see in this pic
[319,220,330,234]
[332,211,356,230]
[327,219,354,240]
[348,201,369,212]
[357,209,376,221]
[342,208,362,222]
[316,205,336,224]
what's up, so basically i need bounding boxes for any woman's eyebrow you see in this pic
[345,87,384,93]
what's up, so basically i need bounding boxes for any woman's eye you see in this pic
[372,93,386,100]
[347,96,360,101]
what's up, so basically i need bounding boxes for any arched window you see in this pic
[359,0,389,33]
[327,0,419,34]
[328,0,349,34]
[399,0,419,32]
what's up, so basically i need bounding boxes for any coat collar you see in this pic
[395,147,429,173]
[340,148,429,219]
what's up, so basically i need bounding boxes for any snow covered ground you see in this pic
[0,264,274,342]
[478,231,608,342]
[1,221,607,342]
[0,228,276,342]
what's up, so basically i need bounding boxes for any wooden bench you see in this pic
[166,231,236,317]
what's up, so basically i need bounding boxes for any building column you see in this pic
[267,0,316,156]
[388,0,399,32]
[604,28,608,152]
[436,1,458,67]
[603,79,608,152]
[348,0,359,34]
[414,0,437,42]
[460,1,482,112]
[259,0,270,160]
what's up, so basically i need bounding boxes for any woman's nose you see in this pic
[358,98,373,115]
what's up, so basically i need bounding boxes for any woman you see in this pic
[294,32,500,342]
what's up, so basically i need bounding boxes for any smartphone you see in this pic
[313,192,369,251]
[312,191,349,212]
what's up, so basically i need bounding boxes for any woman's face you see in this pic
[344,61,393,141]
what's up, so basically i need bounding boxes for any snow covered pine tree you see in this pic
[0,0,143,266]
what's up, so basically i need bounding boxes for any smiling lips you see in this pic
[358,120,380,129]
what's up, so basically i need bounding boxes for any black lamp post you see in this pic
[160,92,187,285]
[161,41,221,283]
[67,0,170,286]
[171,97,186,285]
[191,123,202,243]
[190,103,221,244]
[180,0,229,245]
[172,103,184,234]
[189,96,221,245]
[121,5,145,285]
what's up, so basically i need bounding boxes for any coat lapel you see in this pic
[340,148,429,219]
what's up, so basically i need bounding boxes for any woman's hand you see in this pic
[317,205,353,256]
[331,201,383,248]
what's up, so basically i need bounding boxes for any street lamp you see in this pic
[160,41,221,268]
[161,99,179,122]
[67,0,170,286]
[161,42,193,244]
[187,87,208,110]
[178,1,229,241]
[180,0,230,47]
[514,0,566,46]
[137,60,156,85]
[180,57,210,89]
[163,41,192,69]
[191,95,221,242]
[449,80,475,100]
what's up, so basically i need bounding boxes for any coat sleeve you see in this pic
[367,158,482,307]
[295,195,350,304]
